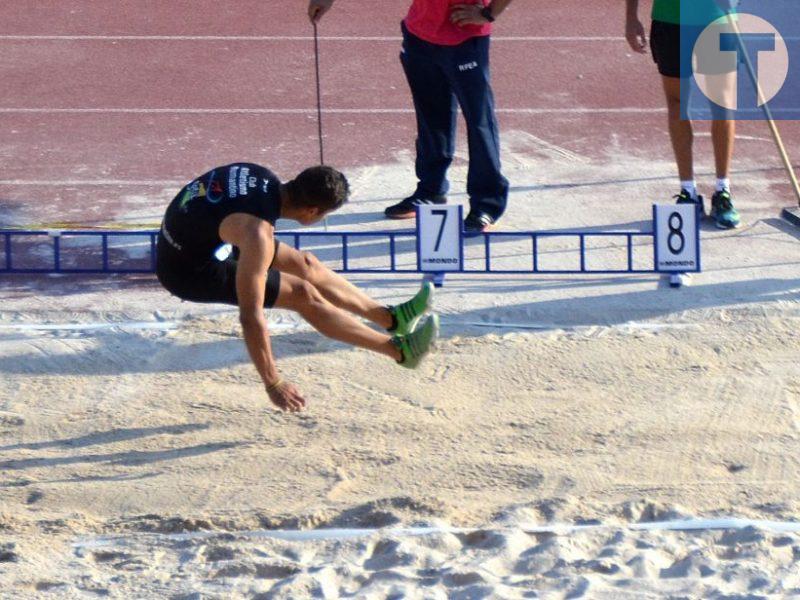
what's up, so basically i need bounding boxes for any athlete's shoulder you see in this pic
[250,164,281,183]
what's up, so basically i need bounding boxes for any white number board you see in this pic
[653,203,700,272]
[416,204,463,272]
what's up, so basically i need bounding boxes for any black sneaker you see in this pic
[674,189,705,219]
[463,210,495,237]
[384,194,446,220]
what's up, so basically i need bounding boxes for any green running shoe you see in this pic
[389,281,434,336]
[710,190,740,229]
[392,314,439,369]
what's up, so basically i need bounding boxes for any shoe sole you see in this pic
[421,281,434,311]
[463,224,495,238]
[395,282,435,336]
[401,314,439,369]
[407,294,439,339]
[715,221,740,229]
[385,211,417,220]
[425,314,440,352]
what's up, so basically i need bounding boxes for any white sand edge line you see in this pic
[0,322,178,332]
[0,108,667,115]
[0,35,626,42]
[444,321,701,332]
[3,35,799,42]
[0,179,184,186]
[447,321,551,330]
[0,319,700,335]
[71,517,800,548]
[0,320,304,334]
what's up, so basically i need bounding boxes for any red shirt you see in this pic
[405,0,492,46]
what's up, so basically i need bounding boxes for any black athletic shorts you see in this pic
[650,20,687,78]
[650,20,736,78]
[156,235,282,308]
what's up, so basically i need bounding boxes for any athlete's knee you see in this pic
[662,82,682,107]
[300,251,324,281]
[664,92,682,111]
[292,279,325,309]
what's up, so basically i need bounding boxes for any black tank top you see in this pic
[160,163,281,262]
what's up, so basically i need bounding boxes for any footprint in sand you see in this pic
[0,544,18,563]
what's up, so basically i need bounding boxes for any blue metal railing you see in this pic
[0,228,656,276]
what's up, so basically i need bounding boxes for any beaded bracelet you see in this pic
[266,377,284,393]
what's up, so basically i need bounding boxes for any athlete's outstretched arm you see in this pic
[220,213,306,412]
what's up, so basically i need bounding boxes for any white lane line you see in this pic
[0,322,177,332]
[0,107,666,114]
[3,35,797,42]
[0,180,183,186]
[449,321,701,332]
[0,35,625,42]
[72,517,800,548]
[0,320,300,334]
[4,35,799,42]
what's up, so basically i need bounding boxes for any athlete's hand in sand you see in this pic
[267,380,306,412]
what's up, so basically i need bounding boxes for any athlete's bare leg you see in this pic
[272,243,393,329]
[662,75,695,182]
[702,72,737,179]
[711,118,735,179]
[273,271,401,361]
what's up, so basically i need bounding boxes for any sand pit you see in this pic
[2,147,800,597]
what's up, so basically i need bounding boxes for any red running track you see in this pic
[0,0,798,226]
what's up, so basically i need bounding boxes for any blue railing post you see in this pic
[4,232,11,271]
[52,232,61,272]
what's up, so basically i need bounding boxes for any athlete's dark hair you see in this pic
[288,166,349,212]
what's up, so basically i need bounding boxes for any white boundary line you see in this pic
[0,320,307,333]
[0,35,624,42]
[0,321,177,332]
[1,35,797,42]
[0,107,665,114]
[72,517,800,548]
[0,180,183,186]
[6,107,791,115]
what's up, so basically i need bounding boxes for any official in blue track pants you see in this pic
[307,0,514,233]
[393,21,510,233]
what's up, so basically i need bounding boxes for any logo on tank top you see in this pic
[227,166,255,198]
[178,179,206,211]
[228,166,239,198]
[205,170,225,204]
[177,170,228,210]
[458,61,478,72]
